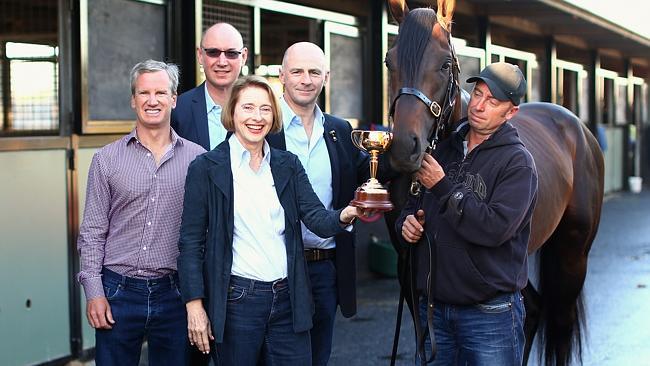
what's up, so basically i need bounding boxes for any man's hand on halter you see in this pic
[416,154,445,189]
[402,209,426,244]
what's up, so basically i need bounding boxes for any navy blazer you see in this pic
[172,83,211,151]
[266,114,370,317]
[177,141,346,343]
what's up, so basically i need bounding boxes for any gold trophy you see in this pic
[350,130,394,211]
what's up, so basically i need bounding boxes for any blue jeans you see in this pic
[307,259,338,366]
[416,291,525,366]
[218,275,311,366]
[95,268,188,366]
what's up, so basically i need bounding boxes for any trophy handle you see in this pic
[350,130,365,152]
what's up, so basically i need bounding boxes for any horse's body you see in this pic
[384,1,604,365]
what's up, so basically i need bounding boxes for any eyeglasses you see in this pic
[202,47,243,59]
[240,104,273,116]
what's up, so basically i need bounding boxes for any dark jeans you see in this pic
[95,267,188,366]
[417,291,526,366]
[307,259,338,366]
[218,275,311,366]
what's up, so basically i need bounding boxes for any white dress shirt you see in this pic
[229,136,287,281]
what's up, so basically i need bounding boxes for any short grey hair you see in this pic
[129,59,180,95]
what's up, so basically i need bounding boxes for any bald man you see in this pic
[172,23,248,150]
[172,23,248,366]
[266,42,370,366]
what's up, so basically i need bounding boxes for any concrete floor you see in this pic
[81,190,650,366]
[579,191,650,365]
[330,190,650,366]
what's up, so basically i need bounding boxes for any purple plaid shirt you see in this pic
[77,129,205,300]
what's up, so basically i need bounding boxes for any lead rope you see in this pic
[390,288,405,366]
[391,34,460,366]
[410,73,455,364]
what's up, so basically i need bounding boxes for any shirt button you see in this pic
[138,269,143,273]
[151,198,155,202]
[146,153,151,157]
[143,246,147,250]
[153,174,157,178]
[147,222,152,226]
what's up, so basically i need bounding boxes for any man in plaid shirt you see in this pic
[77,59,204,365]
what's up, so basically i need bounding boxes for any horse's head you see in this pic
[386,0,460,173]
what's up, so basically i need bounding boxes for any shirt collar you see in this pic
[125,127,182,148]
[228,134,271,169]
[204,83,221,113]
[279,96,325,133]
[170,128,183,147]
[125,129,138,145]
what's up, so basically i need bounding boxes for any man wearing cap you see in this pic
[397,62,538,365]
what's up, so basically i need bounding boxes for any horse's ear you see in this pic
[387,0,409,25]
[436,0,456,32]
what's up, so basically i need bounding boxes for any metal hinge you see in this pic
[68,148,75,171]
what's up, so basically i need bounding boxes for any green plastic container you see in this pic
[367,235,398,277]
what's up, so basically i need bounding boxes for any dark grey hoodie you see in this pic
[396,120,538,305]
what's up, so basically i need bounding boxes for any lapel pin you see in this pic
[329,130,337,142]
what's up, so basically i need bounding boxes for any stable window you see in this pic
[1,1,59,135]
[4,43,58,132]
[632,81,647,124]
[558,68,578,113]
[201,0,361,124]
[601,74,615,124]
[555,60,586,118]
[258,9,316,101]
[453,39,485,95]
[201,0,253,81]
[597,69,626,125]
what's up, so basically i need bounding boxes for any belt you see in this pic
[101,267,178,288]
[304,248,335,262]
[230,275,288,292]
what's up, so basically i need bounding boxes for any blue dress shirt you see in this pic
[280,97,334,249]
[205,83,227,150]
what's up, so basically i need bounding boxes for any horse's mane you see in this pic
[395,8,437,86]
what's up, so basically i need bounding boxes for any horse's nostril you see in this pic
[411,137,420,157]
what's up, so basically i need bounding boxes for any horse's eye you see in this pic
[442,61,451,70]
[384,58,392,70]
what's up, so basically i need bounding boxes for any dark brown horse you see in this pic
[383,0,604,365]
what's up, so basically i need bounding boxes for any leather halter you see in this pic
[389,87,442,119]
[388,33,461,366]
[388,38,460,196]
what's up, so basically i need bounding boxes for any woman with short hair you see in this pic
[177,75,362,366]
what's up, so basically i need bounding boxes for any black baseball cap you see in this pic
[467,62,527,105]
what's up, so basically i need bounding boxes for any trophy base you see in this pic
[350,187,393,211]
